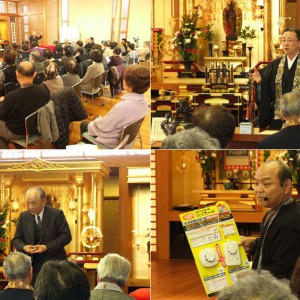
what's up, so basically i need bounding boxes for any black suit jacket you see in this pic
[12,205,72,282]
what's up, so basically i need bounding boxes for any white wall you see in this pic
[46,0,59,44]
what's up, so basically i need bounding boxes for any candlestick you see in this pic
[247,46,253,68]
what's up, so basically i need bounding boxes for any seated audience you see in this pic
[30,41,44,56]
[123,43,138,67]
[0,252,34,300]
[80,65,149,148]
[108,47,122,68]
[0,49,18,96]
[42,61,64,97]
[81,49,105,94]
[90,253,134,300]
[259,91,300,149]
[21,44,30,60]
[138,41,150,61]
[102,40,112,57]
[34,260,90,300]
[75,47,87,63]
[0,61,50,148]
[53,44,63,59]
[61,60,81,87]
[61,45,76,67]
[217,269,297,300]
[84,37,93,53]
[161,127,220,149]
[29,50,45,75]
[43,49,62,67]
[191,105,236,148]
[291,256,300,299]
[120,38,128,56]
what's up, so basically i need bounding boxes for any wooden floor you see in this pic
[151,260,218,300]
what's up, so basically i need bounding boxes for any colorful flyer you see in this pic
[180,201,249,297]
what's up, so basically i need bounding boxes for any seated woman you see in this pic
[138,41,150,61]
[259,91,300,149]
[81,49,105,94]
[41,61,64,97]
[61,60,81,87]
[80,65,150,148]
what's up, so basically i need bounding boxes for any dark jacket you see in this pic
[0,289,34,300]
[252,200,300,279]
[51,87,88,148]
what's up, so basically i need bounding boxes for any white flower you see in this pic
[185,38,191,44]
[193,35,198,39]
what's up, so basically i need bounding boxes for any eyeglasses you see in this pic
[281,39,299,44]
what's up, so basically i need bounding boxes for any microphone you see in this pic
[264,197,269,201]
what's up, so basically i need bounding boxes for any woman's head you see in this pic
[65,60,79,75]
[90,49,103,63]
[279,91,300,121]
[123,65,150,94]
[64,45,74,57]
[44,62,59,79]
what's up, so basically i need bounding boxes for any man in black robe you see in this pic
[251,27,300,129]
[29,30,43,47]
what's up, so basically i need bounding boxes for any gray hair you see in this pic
[162,127,220,149]
[217,269,298,300]
[97,253,131,287]
[3,252,32,280]
[26,187,46,200]
[279,91,300,119]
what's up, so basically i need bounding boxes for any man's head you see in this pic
[281,27,300,58]
[191,105,235,148]
[279,91,300,121]
[3,252,32,282]
[29,50,41,62]
[34,260,90,300]
[254,160,293,209]
[25,187,47,216]
[97,253,131,287]
[123,65,150,94]
[113,46,121,56]
[16,61,36,84]
[3,50,17,65]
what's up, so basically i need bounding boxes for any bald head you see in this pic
[17,61,36,77]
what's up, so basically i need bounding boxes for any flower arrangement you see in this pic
[196,150,218,174]
[200,24,215,43]
[237,26,256,42]
[171,12,200,61]
[0,205,9,252]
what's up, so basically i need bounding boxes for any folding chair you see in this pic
[11,110,41,148]
[81,73,106,106]
[72,80,83,98]
[4,82,20,95]
[81,116,144,149]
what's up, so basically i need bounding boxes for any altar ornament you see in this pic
[11,198,19,212]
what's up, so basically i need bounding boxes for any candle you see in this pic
[249,151,253,161]
[247,42,253,48]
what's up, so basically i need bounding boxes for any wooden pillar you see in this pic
[264,0,273,60]
[95,173,105,252]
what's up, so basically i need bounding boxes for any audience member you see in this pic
[29,30,43,46]
[0,61,50,148]
[84,37,93,53]
[123,43,138,67]
[240,160,300,279]
[61,45,76,67]
[34,260,90,300]
[291,256,300,299]
[161,127,220,149]
[81,49,105,94]
[120,38,128,56]
[259,91,300,149]
[61,60,81,87]
[138,41,150,61]
[29,50,45,74]
[30,41,44,56]
[75,47,87,63]
[217,269,297,300]
[0,49,17,95]
[0,252,34,300]
[12,187,72,285]
[42,61,64,97]
[21,44,30,60]
[102,40,112,57]
[90,253,134,300]
[43,49,62,67]
[53,44,63,59]
[80,65,149,148]
[108,47,123,68]
[191,105,236,148]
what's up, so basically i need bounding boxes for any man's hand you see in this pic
[30,245,47,254]
[23,244,38,254]
[249,67,262,84]
[240,236,257,254]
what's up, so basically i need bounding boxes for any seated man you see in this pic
[0,252,34,300]
[80,65,149,148]
[90,253,134,300]
[0,61,50,148]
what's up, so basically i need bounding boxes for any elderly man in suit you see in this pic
[12,187,72,286]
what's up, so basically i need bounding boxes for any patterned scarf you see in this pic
[5,280,34,291]
[274,54,300,119]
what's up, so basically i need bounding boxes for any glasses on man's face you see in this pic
[281,39,298,44]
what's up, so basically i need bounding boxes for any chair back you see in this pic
[33,73,45,85]
[72,80,83,97]
[24,110,39,147]
[120,117,145,148]
[4,82,20,95]
[92,73,105,90]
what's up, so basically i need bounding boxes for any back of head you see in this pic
[31,41,38,48]
[217,269,298,300]
[43,49,53,60]
[161,127,220,149]
[279,91,300,119]
[55,44,63,53]
[30,50,41,62]
[44,61,59,79]
[3,49,17,65]
[17,61,36,78]
[76,40,83,47]
[91,44,102,52]
[128,43,135,51]
[191,105,235,148]
[123,65,150,94]
[97,253,131,287]
[34,260,90,300]
[113,47,122,55]
[64,45,74,56]
[90,49,103,63]
[3,252,32,280]
[65,60,78,74]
